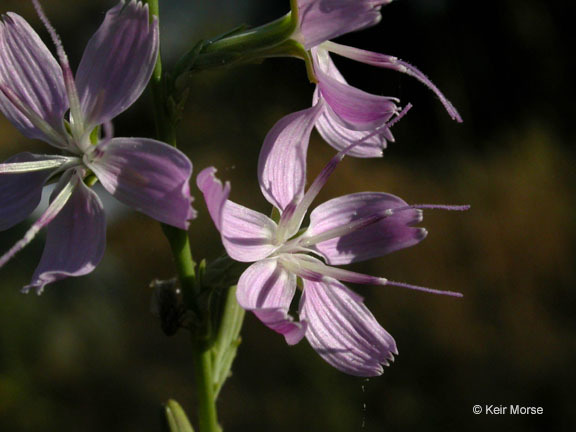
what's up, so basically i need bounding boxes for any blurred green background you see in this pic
[1,0,574,431]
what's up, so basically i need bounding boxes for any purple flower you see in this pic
[197,128,466,376]
[0,1,196,293]
[284,0,462,157]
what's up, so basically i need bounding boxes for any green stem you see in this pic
[146,0,195,285]
[192,341,221,432]
[161,225,196,306]
[146,1,220,431]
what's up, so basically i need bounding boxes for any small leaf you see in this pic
[211,285,245,397]
[163,399,195,432]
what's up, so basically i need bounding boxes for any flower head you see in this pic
[283,0,462,157]
[0,1,196,293]
[198,124,467,376]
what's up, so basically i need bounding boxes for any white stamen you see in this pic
[390,204,470,214]
[385,280,463,298]
[280,254,386,286]
[0,172,79,269]
[299,214,386,247]
[31,0,85,138]
[276,124,394,241]
[0,84,66,147]
[0,157,75,174]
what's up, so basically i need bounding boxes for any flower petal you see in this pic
[0,13,67,143]
[313,49,398,157]
[23,176,106,294]
[315,100,390,158]
[237,259,306,345]
[258,105,322,211]
[306,192,427,265]
[86,137,195,230]
[196,167,230,231]
[315,49,399,130]
[300,278,397,376]
[196,167,277,262]
[221,200,279,262]
[0,170,78,271]
[75,0,159,127]
[0,153,63,231]
[296,0,390,49]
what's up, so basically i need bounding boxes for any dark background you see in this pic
[1,0,574,431]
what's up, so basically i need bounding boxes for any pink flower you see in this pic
[197,125,466,376]
[0,1,195,293]
[282,0,462,157]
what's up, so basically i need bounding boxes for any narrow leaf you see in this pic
[163,399,195,432]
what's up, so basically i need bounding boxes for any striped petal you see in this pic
[197,167,278,262]
[315,49,398,129]
[221,200,278,262]
[87,137,195,230]
[196,167,230,232]
[0,13,67,144]
[23,175,106,294]
[75,0,159,127]
[258,105,322,212]
[0,170,78,273]
[301,278,397,376]
[295,0,390,49]
[315,99,391,158]
[306,192,426,265]
[0,153,65,230]
[237,259,306,345]
[313,48,398,157]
